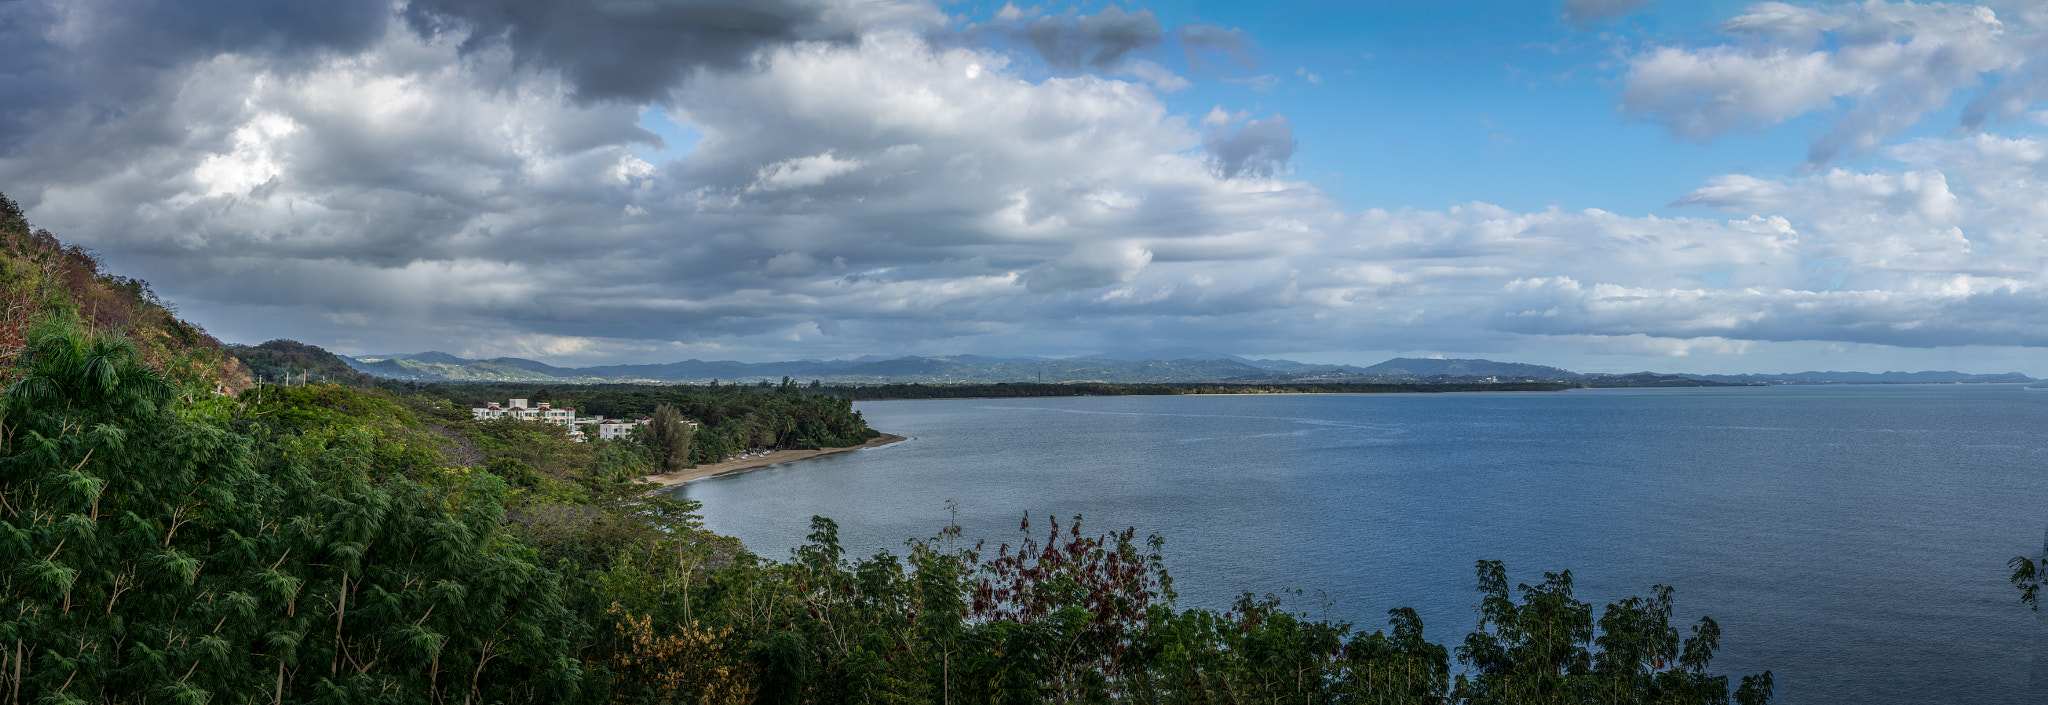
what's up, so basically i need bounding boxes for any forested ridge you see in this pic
[1,199,1784,703]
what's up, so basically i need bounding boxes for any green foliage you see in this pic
[1,325,582,703]
[1451,560,1772,705]
[577,513,1774,705]
[641,404,695,472]
[2011,530,2047,615]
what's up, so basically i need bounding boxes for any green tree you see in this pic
[1452,560,1773,705]
[640,403,696,472]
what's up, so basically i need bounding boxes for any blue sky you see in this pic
[6,0,2048,374]
[942,0,1797,216]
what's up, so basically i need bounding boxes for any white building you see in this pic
[592,416,700,441]
[474,399,697,441]
[594,418,653,440]
[472,398,577,426]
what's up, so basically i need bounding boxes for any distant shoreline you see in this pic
[639,433,908,487]
[829,381,1591,401]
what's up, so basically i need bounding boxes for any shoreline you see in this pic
[638,433,908,487]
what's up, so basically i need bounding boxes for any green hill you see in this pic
[228,339,376,386]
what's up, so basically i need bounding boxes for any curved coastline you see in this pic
[638,433,908,487]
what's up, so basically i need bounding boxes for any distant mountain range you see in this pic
[344,352,1309,384]
[333,351,2037,386]
[1358,358,1580,379]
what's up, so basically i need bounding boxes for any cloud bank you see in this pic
[1,0,2046,371]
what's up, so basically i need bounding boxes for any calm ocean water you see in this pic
[680,385,2048,704]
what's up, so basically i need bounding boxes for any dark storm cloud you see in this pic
[0,1,72,156]
[1204,114,1294,179]
[0,0,387,155]
[401,0,914,102]
[973,6,1164,74]
[73,0,389,63]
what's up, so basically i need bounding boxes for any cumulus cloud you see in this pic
[4,18,1329,360]
[1621,1,2029,165]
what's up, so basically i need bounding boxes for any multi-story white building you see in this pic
[592,416,700,441]
[473,399,696,441]
[473,399,578,426]
[594,418,653,441]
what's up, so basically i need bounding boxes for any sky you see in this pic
[5,0,2048,375]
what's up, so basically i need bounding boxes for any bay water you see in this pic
[679,385,2048,704]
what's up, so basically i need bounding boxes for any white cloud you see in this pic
[1621,1,2028,164]
[749,152,865,192]
[1122,59,1191,92]
[7,0,2048,368]
[1022,240,1154,292]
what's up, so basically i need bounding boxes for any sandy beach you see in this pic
[638,433,908,487]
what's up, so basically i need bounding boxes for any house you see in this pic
[592,416,700,441]
[594,418,655,441]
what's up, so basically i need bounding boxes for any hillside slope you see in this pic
[0,192,252,392]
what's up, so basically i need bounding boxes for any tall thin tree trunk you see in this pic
[331,573,349,676]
